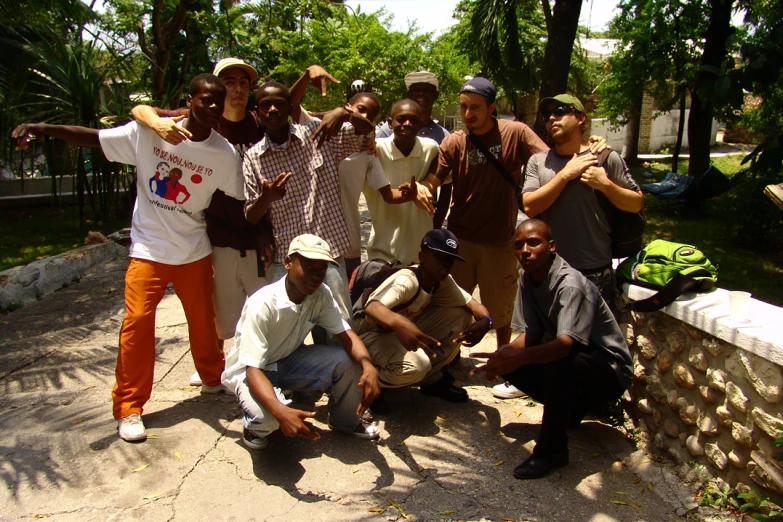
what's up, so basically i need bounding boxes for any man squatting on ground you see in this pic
[132,61,342,385]
[12,74,244,442]
[522,94,643,304]
[375,70,453,229]
[472,219,633,480]
[354,229,494,413]
[222,234,381,448]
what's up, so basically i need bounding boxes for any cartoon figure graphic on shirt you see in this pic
[163,168,191,204]
[149,161,171,197]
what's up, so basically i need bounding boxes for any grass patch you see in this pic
[630,154,783,306]
[0,205,129,272]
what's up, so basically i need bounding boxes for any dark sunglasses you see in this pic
[541,105,575,119]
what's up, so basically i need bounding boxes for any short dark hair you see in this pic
[189,73,225,97]
[390,98,421,116]
[254,81,291,103]
[349,91,380,107]
[516,218,552,241]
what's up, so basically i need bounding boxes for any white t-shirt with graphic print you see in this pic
[99,120,243,265]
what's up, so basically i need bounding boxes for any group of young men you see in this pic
[11,56,641,480]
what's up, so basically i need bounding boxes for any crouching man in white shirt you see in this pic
[222,234,382,449]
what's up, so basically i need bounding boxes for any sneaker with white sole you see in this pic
[243,428,269,450]
[492,381,526,399]
[201,383,227,394]
[117,413,147,442]
[189,371,202,387]
[329,419,380,440]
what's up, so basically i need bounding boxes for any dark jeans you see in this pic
[504,344,625,457]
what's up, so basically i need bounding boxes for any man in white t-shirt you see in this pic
[12,73,243,443]
[354,230,493,413]
[222,234,381,449]
[365,99,438,265]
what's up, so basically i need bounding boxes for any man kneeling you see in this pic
[355,230,493,413]
[222,234,381,449]
[472,219,632,479]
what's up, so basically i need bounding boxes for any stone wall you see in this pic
[623,309,783,501]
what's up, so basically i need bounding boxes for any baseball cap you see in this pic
[538,94,585,113]
[213,57,258,83]
[420,229,467,262]
[405,71,439,90]
[287,234,338,265]
[459,77,496,102]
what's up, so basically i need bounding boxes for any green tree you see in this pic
[598,0,706,167]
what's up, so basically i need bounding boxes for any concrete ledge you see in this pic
[622,284,783,365]
[0,240,128,311]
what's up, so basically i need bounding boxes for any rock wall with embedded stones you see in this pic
[623,310,783,501]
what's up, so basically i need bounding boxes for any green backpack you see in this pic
[616,239,718,312]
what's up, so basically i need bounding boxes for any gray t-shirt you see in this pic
[511,254,633,389]
[522,150,640,271]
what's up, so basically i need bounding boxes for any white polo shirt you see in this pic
[221,276,350,393]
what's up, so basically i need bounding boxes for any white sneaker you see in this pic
[492,381,526,399]
[201,383,227,394]
[329,419,380,440]
[189,371,202,387]
[243,428,269,450]
[117,414,147,442]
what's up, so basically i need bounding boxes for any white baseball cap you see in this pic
[287,234,338,265]
[404,71,438,90]
[213,57,258,83]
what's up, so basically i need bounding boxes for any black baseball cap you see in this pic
[420,229,467,262]
[459,77,496,102]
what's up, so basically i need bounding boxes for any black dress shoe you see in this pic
[512,451,569,480]
[419,377,469,403]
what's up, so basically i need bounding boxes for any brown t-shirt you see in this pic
[152,108,273,252]
[436,119,548,243]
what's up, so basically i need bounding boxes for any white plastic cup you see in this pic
[729,291,752,321]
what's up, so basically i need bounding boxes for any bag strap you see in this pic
[629,272,703,312]
[467,131,522,202]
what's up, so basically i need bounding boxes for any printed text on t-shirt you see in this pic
[467,144,502,166]
[153,147,214,176]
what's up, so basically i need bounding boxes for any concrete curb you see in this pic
[0,236,128,311]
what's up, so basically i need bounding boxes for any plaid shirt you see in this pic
[243,121,362,263]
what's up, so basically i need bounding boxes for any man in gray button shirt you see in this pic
[472,219,633,480]
[521,94,643,303]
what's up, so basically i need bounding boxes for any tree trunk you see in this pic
[687,0,734,177]
[624,107,641,166]
[534,0,583,139]
[672,93,687,173]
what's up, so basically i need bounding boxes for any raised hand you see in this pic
[310,106,350,148]
[587,135,611,154]
[307,65,340,97]
[261,172,292,202]
[277,407,320,440]
[153,115,192,145]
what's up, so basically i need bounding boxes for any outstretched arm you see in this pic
[289,65,340,122]
[12,123,100,149]
[335,329,380,416]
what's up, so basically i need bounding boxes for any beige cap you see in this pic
[213,57,258,83]
[287,234,338,265]
[404,71,438,90]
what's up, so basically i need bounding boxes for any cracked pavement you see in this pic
[0,251,728,521]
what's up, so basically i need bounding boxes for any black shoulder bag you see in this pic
[467,131,523,208]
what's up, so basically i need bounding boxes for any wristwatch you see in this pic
[479,315,494,330]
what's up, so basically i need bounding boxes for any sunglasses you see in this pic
[541,105,576,119]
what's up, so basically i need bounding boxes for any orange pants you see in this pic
[112,256,224,420]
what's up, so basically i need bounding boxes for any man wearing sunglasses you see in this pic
[521,94,643,304]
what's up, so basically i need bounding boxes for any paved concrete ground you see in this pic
[0,255,741,521]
